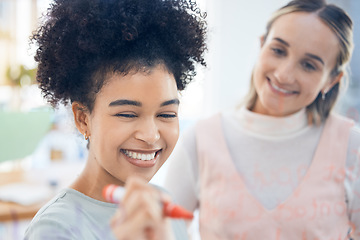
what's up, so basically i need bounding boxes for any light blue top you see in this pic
[24,188,189,240]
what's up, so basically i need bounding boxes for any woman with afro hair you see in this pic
[24,0,207,239]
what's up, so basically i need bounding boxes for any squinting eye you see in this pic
[114,113,137,118]
[302,62,316,71]
[158,113,177,119]
[271,48,285,56]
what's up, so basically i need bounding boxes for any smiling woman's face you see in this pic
[252,12,340,117]
[84,64,179,186]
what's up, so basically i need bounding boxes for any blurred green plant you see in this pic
[6,65,37,87]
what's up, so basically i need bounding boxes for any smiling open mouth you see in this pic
[268,78,298,95]
[121,149,161,161]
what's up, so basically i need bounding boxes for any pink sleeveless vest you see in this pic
[195,113,354,240]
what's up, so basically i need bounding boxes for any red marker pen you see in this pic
[103,184,194,220]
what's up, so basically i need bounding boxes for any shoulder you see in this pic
[328,112,355,126]
[32,189,80,220]
[328,113,360,136]
[321,113,356,140]
[24,190,81,239]
[328,114,360,163]
[24,188,117,240]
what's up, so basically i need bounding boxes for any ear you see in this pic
[72,102,90,138]
[322,71,343,94]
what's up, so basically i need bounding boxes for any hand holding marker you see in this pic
[103,184,194,220]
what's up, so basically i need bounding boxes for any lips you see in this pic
[122,149,157,161]
[121,149,162,168]
[267,78,298,95]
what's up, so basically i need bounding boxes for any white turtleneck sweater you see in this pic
[163,107,360,231]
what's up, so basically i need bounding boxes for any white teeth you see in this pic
[270,81,293,94]
[123,150,156,161]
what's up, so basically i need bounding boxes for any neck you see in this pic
[237,106,308,138]
[70,151,125,202]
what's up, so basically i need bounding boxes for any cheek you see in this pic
[253,63,265,91]
[302,89,321,106]
[91,120,109,142]
[256,50,271,68]
[253,53,271,83]
[90,118,122,152]
[163,123,179,150]
[172,128,180,146]
[301,77,325,99]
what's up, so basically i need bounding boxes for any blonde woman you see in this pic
[165,0,360,239]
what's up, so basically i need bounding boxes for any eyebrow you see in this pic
[305,53,324,65]
[109,99,141,107]
[274,37,289,47]
[273,37,324,65]
[160,99,180,107]
[108,98,180,107]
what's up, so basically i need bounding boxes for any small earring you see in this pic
[321,91,326,101]
[84,132,89,140]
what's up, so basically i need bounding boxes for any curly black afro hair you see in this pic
[31,0,207,111]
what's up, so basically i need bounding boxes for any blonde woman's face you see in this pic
[252,12,341,117]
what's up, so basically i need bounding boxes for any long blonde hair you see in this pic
[243,0,353,125]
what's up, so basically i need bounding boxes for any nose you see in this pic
[134,118,160,144]
[273,61,296,84]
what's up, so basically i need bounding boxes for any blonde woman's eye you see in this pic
[271,48,285,56]
[302,61,317,71]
